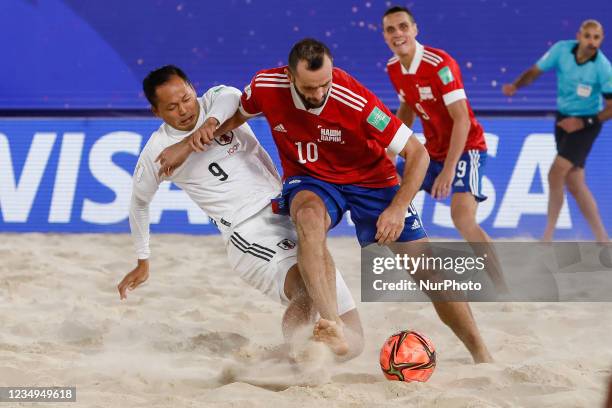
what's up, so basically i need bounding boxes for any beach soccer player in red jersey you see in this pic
[382,6,508,295]
[156,38,493,363]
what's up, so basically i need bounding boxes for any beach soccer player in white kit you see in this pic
[117,65,364,359]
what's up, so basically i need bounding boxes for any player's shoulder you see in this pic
[249,66,290,93]
[332,67,373,98]
[422,45,456,68]
[386,55,403,77]
[139,128,164,161]
[254,66,286,75]
[330,67,372,112]
[252,66,289,82]
[551,40,575,53]
[201,84,240,98]
[386,54,401,67]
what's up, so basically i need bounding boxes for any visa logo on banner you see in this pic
[0,118,610,238]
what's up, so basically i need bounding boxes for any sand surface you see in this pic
[1,233,611,407]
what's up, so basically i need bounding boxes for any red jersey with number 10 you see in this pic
[386,42,486,161]
[239,66,413,188]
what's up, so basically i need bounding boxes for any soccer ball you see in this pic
[379,330,436,382]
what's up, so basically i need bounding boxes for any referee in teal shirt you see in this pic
[503,20,612,243]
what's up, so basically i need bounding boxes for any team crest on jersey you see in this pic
[214,131,234,146]
[277,239,296,250]
[418,86,434,101]
[317,125,344,143]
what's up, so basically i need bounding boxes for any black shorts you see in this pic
[555,113,602,168]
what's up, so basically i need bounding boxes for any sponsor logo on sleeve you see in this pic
[366,106,391,132]
[437,66,454,85]
[244,84,252,100]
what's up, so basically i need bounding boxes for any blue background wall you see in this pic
[2,1,611,239]
[1,117,610,240]
[4,0,611,110]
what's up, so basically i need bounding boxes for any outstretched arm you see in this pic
[118,150,160,300]
[502,65,542,96]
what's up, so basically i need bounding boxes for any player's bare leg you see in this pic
[389,239,493,363]
[543,156,573,242]
[565,167,609,243]
[289,191,349,356]
[450,192,509,294]
[282,264,364,360]
[282,265,315,344]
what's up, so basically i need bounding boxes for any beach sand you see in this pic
[1,233,611,407]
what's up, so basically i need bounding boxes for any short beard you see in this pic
[294,85,327,109]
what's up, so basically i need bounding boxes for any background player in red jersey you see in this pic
[382,6,507,294]
[156,39,493,363]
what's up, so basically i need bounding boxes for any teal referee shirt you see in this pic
[536,40,612,116]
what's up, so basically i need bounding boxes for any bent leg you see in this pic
[290,190,340,325]
[283,263,363,360]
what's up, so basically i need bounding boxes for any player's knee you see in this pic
[548,164,567,185]
[294,206,326,237]
[566,177,581,196]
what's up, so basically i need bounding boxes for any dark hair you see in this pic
[288,38,333,72]
[383,6,416,23]
[142,65,192,106]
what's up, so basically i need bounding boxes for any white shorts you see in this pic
[220,205,356,315]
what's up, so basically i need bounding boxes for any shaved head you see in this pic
[580,19,604,35]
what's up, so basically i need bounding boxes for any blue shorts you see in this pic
[397,150,487,202]
[272,176,427,247]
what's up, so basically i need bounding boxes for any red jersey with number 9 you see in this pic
[386,42,486,161]
[239,66,413,188]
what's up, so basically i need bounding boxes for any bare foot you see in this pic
[313,319,349,356]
